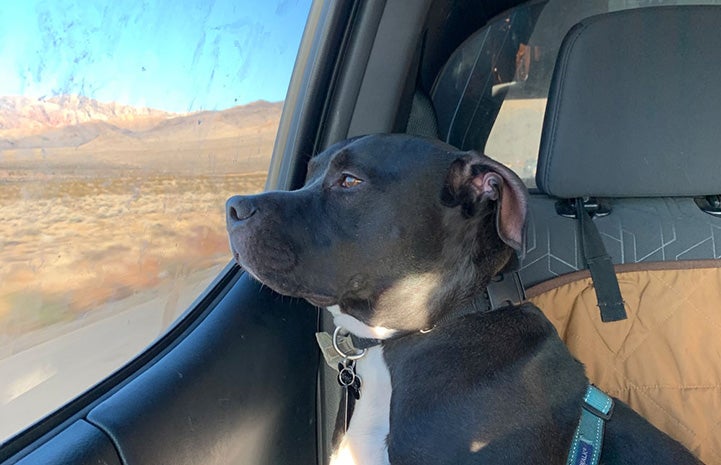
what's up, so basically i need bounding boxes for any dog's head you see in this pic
[226,134,527,333]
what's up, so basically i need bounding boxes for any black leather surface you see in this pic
[537,6,721,198]
[15,420,120,465]
[86,272,319,465]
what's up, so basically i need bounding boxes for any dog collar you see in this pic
[566,385,614,465]
[318,291,512,363]
[349,333,383,350]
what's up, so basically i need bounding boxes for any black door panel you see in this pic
[15,420,120,465]
[85,272,319,465]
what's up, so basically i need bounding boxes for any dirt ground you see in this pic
[0,172,267,342]
[0,101,278,440]
[0,101,280,356]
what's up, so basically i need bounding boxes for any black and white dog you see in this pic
[226,134,701,465]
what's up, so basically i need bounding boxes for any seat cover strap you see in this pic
[576,198,627,322]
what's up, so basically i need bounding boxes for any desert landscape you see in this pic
[0,96,282,351]
[0,96,285,439]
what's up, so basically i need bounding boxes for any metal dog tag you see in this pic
[337,359,362,399]
[323,326,367,433]
[337,358,362,432]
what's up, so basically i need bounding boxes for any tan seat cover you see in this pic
[527,261,721,464]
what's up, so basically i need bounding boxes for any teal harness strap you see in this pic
[566,385,614,465]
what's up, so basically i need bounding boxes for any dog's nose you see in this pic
[226,195,258,226]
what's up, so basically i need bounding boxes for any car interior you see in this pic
[2,0,720,464]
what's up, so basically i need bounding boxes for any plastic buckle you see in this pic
[583,400,614,421]
[582,385,614,421]
[695,195,721,217]
[486,271,526,310]
[555,197,612,219]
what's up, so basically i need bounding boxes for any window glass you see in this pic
[484,0,721,186]
[0,0,311,442]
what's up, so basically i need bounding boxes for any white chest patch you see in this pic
[326,305,398,340]
[329,344,392,465]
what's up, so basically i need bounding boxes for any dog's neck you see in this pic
[427,243,514,324]
[422,205,515,318]
[332,210,516,337]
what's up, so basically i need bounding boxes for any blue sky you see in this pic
[0,0,312,112]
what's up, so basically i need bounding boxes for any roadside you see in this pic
[0,262,226,442]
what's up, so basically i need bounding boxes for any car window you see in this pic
[0,0,311,443]
[484,0,721,186]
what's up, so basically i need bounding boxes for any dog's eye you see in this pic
[340,175,363,188]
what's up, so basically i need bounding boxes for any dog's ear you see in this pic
[441,152,528,251]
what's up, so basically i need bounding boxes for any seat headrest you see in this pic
[536,6,721,198]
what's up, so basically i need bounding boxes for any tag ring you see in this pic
[332,326,367,360]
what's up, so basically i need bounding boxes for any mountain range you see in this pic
[0,96,283,175]
[0,95,174,134]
